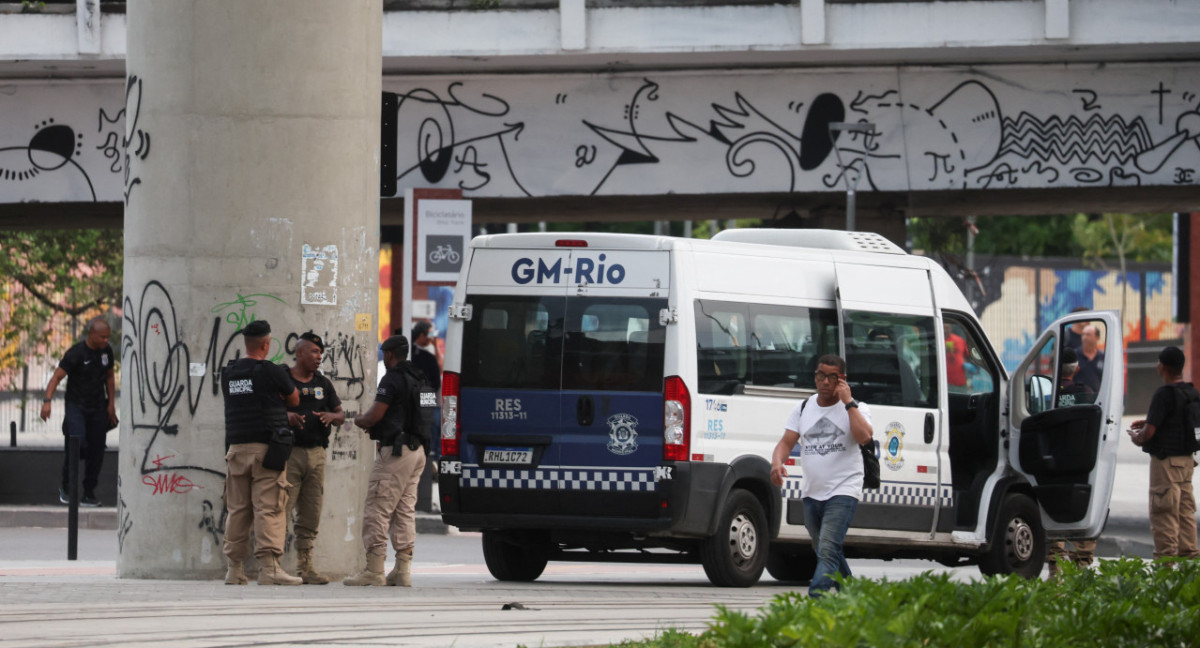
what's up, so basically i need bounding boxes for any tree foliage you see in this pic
[0,229,123,371]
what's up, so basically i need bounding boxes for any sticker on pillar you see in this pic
[301,244,339,305]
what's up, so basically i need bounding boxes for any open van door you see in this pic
[1007,310,1123,540]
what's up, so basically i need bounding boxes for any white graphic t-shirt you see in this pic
[784,395,873,501]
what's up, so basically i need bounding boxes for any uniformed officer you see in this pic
[284,332,344,584]
[221,320,302,586]
[344,335,428,587]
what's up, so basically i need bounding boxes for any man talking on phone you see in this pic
[770,354,874,597]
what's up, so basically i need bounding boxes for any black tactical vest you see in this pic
[222,358,288,445]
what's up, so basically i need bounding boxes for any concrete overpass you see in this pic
[1,0,1199,235]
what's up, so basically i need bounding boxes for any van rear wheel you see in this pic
[482,530,549,582]
[765,543,818,583]
[700,489,768,587]
[978,493,1045,579]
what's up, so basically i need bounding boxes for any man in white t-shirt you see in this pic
[770,354,873,597]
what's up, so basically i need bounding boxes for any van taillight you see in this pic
[441,371,460,458]
[663,376,690,462]
[555,239,588,247]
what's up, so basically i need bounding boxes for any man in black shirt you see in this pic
[411,321,442,458]
[344,335,427,587]
[1129,346,1199,560]
[41,318,118,507]
[220,320,301,586]
[283,332,344,584]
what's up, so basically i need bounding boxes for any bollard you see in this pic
[8,421,14,448]
[67,435,79,561]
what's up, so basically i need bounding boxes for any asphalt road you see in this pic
[0,528,1001,648]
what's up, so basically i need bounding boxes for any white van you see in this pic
[437,230,1123,587]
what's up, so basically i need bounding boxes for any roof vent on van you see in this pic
[711,229,907,255]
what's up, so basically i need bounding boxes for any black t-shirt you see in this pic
[1144,381,1198,458]
[411,345,441,392]
[222,358,293,445]
[1075,350,1104,393]
[59,341,115,412]
[286,369,342,448]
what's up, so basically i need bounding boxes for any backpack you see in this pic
[800,397,880,489]
[1171,383,1200,454]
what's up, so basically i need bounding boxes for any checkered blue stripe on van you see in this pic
[781,478,953,508]
[462,466,658,491]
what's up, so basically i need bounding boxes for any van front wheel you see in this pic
[978,493,1045,579]
[482,530,549,582]
[700,489,768,587]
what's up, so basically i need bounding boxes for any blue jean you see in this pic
[802,495,859,596]
[61,404,111,492]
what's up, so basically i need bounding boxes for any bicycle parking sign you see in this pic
[417,199,471,282]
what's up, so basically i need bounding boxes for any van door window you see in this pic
[843,311,938,408]
[562,298,666,392]
[748,304,838,390]
[1024,337,1057,415]
[1056,319,1106,407]
[460,297,561,390]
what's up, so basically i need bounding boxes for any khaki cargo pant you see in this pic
[285,446,327,552]
[361,444,426,557]
[1149,454,1199,559]
[223,443,289,561]
[1047,539,1096,571]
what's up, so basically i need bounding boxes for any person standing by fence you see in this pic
[40,317,118,507]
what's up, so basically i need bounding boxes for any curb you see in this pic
[0,506,455,535]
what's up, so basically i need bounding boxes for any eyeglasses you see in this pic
[814,371,844,383]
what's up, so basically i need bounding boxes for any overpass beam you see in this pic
[1045,0,1070,40]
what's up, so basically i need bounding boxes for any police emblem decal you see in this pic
[884,422,905,471]
[606,413,639,456]
[314,387,324,399]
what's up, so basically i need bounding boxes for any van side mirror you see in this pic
[1027,375,1053,414]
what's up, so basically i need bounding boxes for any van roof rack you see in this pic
[711,229,907,255]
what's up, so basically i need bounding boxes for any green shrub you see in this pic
[618,558,1200,648]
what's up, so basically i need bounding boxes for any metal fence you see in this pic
[0,362,122,449]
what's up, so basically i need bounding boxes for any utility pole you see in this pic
[828,122,875,232]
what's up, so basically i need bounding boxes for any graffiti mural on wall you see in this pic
[383,65,1200,198]
[2,64,1197,204]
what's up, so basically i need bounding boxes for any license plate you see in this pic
[483,447,533,465]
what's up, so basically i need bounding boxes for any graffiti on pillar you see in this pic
[116,474,133,554]
[199,498,227,549]
[120,75,151,206]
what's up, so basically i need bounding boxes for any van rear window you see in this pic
[461,296,666,392]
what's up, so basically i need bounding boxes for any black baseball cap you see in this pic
[299,331,325,352]
[1159,346,1186,370]
[381,335,409,356]
[243,320,271,338]
[1060,347,1078,365]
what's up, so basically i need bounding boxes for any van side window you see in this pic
[843,311,937,408]
[695,301,750,395]
[695,300,838,394]
[748,304,838,390]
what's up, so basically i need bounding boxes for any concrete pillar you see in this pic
[118,0,381,579]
